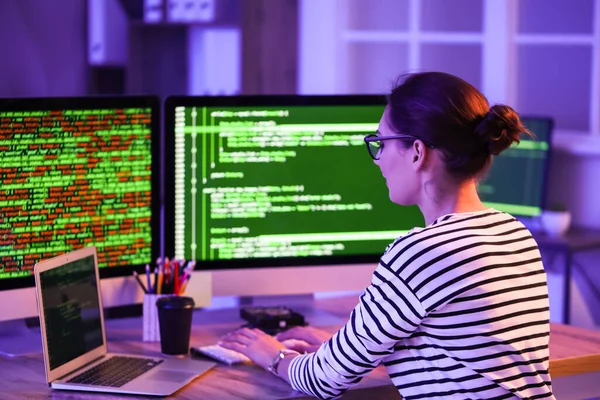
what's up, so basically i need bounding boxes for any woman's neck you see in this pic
[418,179,488,225]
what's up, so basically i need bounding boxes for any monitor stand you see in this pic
[0,317,42,357]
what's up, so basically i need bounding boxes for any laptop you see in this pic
[33,246,215,396]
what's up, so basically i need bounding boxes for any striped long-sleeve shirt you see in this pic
[288,209,555,400]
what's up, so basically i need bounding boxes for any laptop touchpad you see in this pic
[150,370,196,383]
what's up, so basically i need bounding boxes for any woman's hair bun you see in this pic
[474,104,531,155]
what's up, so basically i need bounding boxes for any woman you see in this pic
[220,72,554,400]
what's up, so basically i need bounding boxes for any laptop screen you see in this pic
[39,255,104,370]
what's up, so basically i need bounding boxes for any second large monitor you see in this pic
[165,95,422,269]
[0,96,161,314]
[164,95,552,295]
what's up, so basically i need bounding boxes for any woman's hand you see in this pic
[219,327,286,369]
[275,326,332,353]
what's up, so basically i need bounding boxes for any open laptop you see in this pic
[33,246,215,396]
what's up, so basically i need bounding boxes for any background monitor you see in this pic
[164,95,424,297]
[164,96,554,298]
[0,96,161,321]
[478,117,554,217]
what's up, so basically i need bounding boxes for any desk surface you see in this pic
[1,295,600,400]
[532,227,600,252]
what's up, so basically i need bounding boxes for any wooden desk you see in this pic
[1,295,600,400]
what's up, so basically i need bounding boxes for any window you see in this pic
[299,0,600,154]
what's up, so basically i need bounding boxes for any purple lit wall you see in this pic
[0,0,87,98]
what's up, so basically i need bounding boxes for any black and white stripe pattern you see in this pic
[288,210,554,400]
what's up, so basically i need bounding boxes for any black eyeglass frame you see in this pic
[364,134,435,160]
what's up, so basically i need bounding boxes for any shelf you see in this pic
[515,35,597,45]
[552,131,600,156]
[341,30,483,44]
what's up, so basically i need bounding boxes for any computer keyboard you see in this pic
[67,356,163,387]
[191,345,251,365]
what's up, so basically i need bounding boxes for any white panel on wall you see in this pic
[420,44,483,90]
[88,0,128,66]
[298,0,343,94]
[346,43,409,94]
[517,45,592,131]
[420,0,483,32]
[481,0,518,106]
[347,0,410,31]
[144,0,163,22]
[187,28,241,95]
[518,0,595,34]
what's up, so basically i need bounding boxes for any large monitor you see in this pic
[164,96,553,298]
[0,96,161,321]
[164,95,422,297]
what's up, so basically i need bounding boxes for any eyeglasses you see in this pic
[363,134,435,160]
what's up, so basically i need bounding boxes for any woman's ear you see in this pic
[411,140,428,171]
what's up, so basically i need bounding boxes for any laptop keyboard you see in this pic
[67,356,163,387]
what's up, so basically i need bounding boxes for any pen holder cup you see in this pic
[143,294,172,342]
